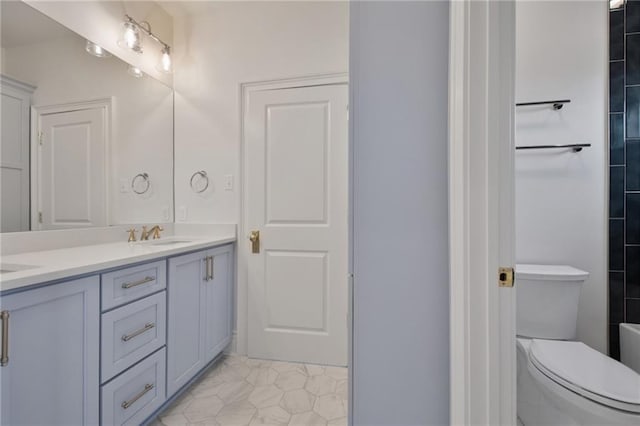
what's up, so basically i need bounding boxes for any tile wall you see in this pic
[609,0,640,359]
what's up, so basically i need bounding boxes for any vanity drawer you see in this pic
[101,348,166,426]
[101,292,166,382]
[102,260,166,310]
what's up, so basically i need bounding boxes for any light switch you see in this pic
[224,174,234,191]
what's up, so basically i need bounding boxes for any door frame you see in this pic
[238,73,349,357]
[30,98,112,230]
[448,1,517,424]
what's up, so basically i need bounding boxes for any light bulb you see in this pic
[119,20,142,54]
[85,40,111,58]
[127,65,144,78]
[158,47,172,74]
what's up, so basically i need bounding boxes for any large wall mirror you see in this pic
[0,1,174,232]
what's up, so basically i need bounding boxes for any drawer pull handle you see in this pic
[121,383,154,409]
[121,323,155,342]
[1,311,9,367]
[121,276,154,289]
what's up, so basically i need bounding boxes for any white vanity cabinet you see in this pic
[167,244,234,395]
[0,276,100,425]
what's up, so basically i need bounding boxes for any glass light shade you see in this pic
[127,65,144,78]
[119,21,142,54]
[85,40,111,58]
[157,47,172,74]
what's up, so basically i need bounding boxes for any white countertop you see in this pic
[0,235,235,293]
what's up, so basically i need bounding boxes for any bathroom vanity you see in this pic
[0,234,235,425]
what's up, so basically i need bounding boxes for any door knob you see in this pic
[249,230,260,254]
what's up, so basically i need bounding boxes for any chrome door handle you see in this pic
[121,276,154,289]
[121,323,155,342]
[1,311,9,367]
[121,383,154,409]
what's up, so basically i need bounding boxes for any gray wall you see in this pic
[350,2,450,425]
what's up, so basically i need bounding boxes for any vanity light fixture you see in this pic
[127,65,144,78]
[85,40,111,58]
[118,18,143,53]
[158,46,172,74]
[118,14,172,74]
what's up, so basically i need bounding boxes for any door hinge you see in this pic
[38,212,43,224]
[498,267,514,287]
[38,132,43,146]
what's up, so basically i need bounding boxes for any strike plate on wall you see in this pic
[499,267,514,288]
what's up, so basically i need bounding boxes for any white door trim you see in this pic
[449,1,516,425]
[237,73,349,357]
[30,98,112,230]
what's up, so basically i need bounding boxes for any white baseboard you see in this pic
[224,330,239,355]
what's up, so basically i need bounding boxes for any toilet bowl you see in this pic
[516,264,640,425]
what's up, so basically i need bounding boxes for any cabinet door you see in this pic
[167,250,206,396]
[0,276,99,425]
[204,245,234,364]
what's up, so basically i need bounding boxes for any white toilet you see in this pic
[516,264,640,425]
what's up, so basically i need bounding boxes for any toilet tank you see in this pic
[516,264,589,340]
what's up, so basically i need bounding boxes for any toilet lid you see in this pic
[529,339,640,413]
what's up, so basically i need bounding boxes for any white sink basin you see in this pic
[135,238,194,247]
[620,323,640,374]
[150,240,193,246]
[0,263,38,274]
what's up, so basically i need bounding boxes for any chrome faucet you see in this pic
[140,225,164,240]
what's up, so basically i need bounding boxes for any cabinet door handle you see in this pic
[121,383,154,409]
[1,311,9,367]
[208,256,215,281]
[121,276,154,289]
[203,257,210,281]
[121,322,155,342]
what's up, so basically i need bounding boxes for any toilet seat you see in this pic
[529,339,640,414]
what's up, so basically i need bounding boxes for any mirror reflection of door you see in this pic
[1,0,174,233]
[35,102,108,230]
[1,76,34,232]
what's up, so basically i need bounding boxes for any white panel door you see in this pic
[0,78,33,232]
[38,107,106,229]
[247,84,348,366]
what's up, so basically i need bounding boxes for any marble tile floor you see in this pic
[153,354,348,426]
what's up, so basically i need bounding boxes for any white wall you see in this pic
[172,2,348,352]
[172,1,348,224]
[24,0,173,86]
[515,1,608,353]
[2,35,174,225]
[350,2,450,424]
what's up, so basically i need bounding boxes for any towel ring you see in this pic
[132,173,150,194]
[190,170,209,193]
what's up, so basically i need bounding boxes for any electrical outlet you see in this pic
[162,206,170,221]
[224,174,234,191]
[178,206,187,221]
[119,178,129,193]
